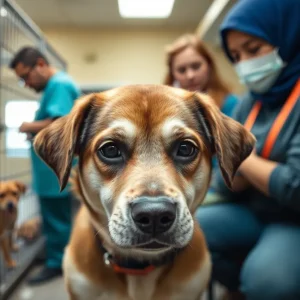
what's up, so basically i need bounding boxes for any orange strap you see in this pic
[244,79,300,159]
[244,101,262,131]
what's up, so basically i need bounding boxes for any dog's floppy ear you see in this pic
[14,181,27,194]
[192,93,256,189]
[34,94,98,191]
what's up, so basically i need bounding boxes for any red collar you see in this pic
[94,229,182,276]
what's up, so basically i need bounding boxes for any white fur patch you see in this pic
[84,163,113,218]
[161,118,187,140]
[103,88,118,99]
[147,182,159,192]
[100,185,114,219]
[108,119,136,141]
[87,162,102,189]
[127,268,164,300]
[63,249,102,300]
[170,253,211,300]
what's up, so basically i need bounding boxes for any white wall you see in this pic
[42,27,244,93]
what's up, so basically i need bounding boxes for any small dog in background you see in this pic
[17,216,41,241]
[0,180,26,268]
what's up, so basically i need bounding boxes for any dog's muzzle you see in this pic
[130,197,177,236]
[6,201,15,213]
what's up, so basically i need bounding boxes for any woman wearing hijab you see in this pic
[196,0,300,299]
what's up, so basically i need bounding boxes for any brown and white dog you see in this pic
[34,85,255,300]
[0,180,26,268]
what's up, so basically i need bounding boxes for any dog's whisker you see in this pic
[187,242,194,250]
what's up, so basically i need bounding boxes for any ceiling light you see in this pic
[118,0,175,18]
[0,7,8,17]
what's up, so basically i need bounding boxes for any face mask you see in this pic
[234,49,285,94]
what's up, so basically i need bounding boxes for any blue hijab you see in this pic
[220,0,300,104]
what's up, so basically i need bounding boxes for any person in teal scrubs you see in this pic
[10,47,80,284]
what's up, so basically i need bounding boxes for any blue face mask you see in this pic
[234,49,286,94]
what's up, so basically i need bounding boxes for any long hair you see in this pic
[164,34,231,108]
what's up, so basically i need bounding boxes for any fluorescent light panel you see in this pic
[118,0,175,18]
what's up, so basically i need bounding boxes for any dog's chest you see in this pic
[65,250,211,300]
[71,270,161,300]
[0,210,16,232]
[126,269,163,300]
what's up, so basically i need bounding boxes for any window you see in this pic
[5,101,39,157]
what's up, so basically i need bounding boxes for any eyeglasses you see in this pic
[18,64,36,83]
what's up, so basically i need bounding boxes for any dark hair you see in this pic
[10,46,49,69]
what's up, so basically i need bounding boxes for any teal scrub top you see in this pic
[211,93,239,170]
[221,94,239,117]
[30,71,80,198]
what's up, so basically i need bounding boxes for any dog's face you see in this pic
[34,85,255,257]
[0,181,26,213]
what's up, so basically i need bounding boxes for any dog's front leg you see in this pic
[66,282,82,300]
[0,233,16,268]
[66,278,108,300]
[63,249,104,300]
[9,231,19,252]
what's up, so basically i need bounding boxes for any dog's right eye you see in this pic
[97,142,123,163]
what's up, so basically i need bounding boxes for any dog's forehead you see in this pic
[100,85,194,127]
[0,181,17,193]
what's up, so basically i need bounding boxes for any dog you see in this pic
[34,85,255,300]
[17,216,41,241]
[0,180,26,268]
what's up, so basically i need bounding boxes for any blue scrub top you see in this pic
[221,94,239,117]
[31,71,80,197]
[211,93,239,170]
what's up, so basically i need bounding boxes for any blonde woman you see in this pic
[164,33,238,118]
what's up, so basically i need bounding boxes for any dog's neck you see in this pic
[92,226,183,276]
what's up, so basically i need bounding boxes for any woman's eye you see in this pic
[248,46,261,55]
[230,52,240,63]
[177,67,186,74]
[191,62,201,70]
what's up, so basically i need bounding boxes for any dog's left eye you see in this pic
[97,142,123,163]
[177,141,197,157]
[173,141,199,163]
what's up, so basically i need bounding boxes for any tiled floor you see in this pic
[9,268,67,300]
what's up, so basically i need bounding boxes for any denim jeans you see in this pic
[196,202,300,300]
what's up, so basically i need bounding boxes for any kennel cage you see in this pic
[0,0,67,298]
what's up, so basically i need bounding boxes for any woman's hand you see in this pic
[238,150,277,196]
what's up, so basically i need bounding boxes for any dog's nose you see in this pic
[130,197,177,235]
[6,201,14,212]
